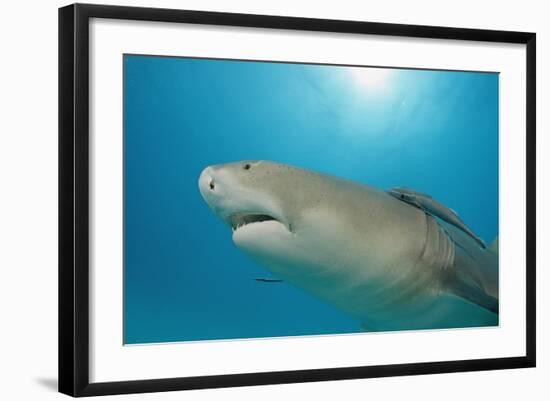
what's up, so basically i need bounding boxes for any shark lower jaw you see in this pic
[225,212,292,245]
[231,219,293,254]
[227,212,289,234]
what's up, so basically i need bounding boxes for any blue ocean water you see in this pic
[123,55,499,344]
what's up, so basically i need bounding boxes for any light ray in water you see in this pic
[349,67,393,91]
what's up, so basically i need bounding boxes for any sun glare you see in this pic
[350,67,393,90]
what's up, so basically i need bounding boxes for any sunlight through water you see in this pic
[350,67,393,91]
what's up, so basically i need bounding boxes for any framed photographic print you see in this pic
[58,3,536,397]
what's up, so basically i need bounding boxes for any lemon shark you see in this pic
[198,160,499,331]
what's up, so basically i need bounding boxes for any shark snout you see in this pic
[199,166,224,206]
[198,165,233,217]
[198,166,215,195]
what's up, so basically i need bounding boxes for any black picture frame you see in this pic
[59,3,536,397]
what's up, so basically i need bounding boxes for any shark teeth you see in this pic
[229,213,277,231]
[232,223,245,232]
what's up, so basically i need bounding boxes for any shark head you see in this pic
[197,160,398,286]
[199,160,354,278]
[199,160,285,230]
[198,161,303,251]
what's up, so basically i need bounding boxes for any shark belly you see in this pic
[236,204,497,331]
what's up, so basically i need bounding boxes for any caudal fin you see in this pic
[489,236,498,253]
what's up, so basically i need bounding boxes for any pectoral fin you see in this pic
[447,273,499,314]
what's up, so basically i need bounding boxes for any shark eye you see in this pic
[400,194,405,199]
[244,163,251,170]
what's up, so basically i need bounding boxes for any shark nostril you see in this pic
[209,180,215,190]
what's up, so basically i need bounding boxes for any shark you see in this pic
[198,160,499,331]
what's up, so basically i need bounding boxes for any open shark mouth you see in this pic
[228,213,278,232]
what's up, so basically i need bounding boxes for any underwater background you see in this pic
[123,54,499,344]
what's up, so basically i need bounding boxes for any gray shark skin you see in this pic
[198,160,498,331]
[387,187,487,249]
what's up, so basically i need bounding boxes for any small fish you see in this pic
[388,187,486,249]
[254,278,283,283]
